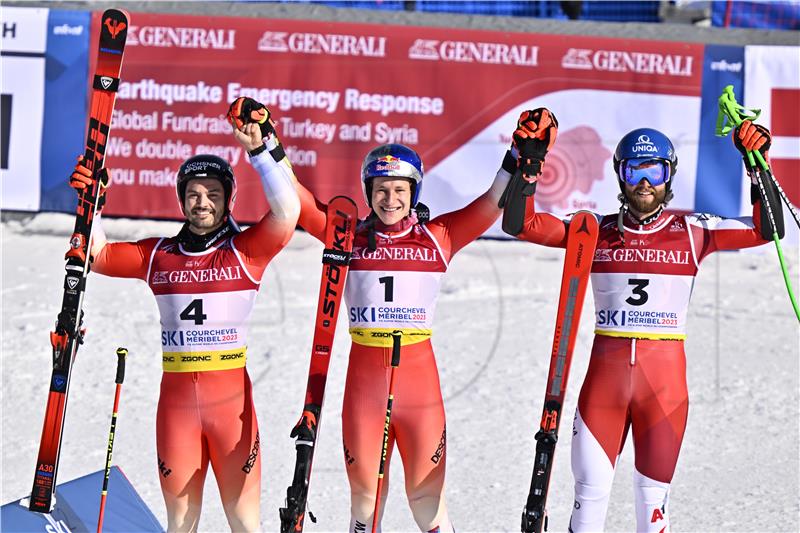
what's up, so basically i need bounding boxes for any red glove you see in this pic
[227,96,277,139]
[513,108,559,181]
[70,156,109,211]
[733,119,771,170]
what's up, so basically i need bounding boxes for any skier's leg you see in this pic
[203,369,261,533]
[156,372,208,532]
[569,337,634,533]
[343,344,397,532]
[630,339,688,533]
[392,342,452,532]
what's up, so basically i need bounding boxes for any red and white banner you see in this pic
[99,11,704,231]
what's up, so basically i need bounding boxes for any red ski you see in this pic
[30,9,129,513]
[279,196,358,532]
[521,210,599,533]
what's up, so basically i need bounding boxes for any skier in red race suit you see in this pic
[276,98,557,532]
[68,104,299,532]
[504,114,784,532]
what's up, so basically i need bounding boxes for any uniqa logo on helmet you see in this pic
[632,135,659,154]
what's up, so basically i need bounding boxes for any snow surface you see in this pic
[2,213,798,532]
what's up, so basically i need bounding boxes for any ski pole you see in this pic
[717,86,800,228]
[716,85,800,323]
[371,331,402,533]
[97,347,127,533]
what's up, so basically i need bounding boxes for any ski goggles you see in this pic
[619,158,671,186]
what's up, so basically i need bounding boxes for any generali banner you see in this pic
[96,11,705,230]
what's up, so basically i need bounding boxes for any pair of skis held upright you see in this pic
[278,205,599,532]
[30,8,129,514]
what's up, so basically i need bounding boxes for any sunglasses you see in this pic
[619,158,671,186]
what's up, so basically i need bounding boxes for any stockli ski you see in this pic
[29,9,129,513]
[280,196,358,532]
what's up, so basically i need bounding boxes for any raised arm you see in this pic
[424,158,512,260]
[692,120,783,260]
[226,98,301,277]
[69,158,154,279]
[500,108,569,248]
[295,180,328,243]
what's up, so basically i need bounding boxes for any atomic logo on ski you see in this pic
[575,215,591,235]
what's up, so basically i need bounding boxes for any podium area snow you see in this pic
[2,213,798,532]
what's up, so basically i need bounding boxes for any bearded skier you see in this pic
[68,104,299,532]
[504,114,783,532]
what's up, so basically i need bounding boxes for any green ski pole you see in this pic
[716,85,799,323]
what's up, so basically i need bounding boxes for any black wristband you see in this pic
[501,150,517,174]
[248,143,267,157]
[270,143,286,163]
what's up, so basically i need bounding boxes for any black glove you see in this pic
[513,108,559,181]
[289,404,320,442]
[733,120,770,171]
[70,156,110,212]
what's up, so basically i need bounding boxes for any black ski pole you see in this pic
[371,331,402,533]
[97,347,127,533]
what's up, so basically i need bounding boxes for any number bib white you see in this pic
[147,237,260,371]
[591,214,700,340]
[591,272,693,339]
[346,224,448,347]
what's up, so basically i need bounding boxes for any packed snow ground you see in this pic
[2,213,798,533]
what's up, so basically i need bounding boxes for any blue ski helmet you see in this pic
[361,144,424,208]
[613,128,678,191]
[176,154,237,214]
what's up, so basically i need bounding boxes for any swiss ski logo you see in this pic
[104,17,127,39]
[100,76,113,89]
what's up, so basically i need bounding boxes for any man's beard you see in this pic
[188,209,222,231]
[626,185,666,215]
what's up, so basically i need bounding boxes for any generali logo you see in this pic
[562,48,693,76]
[152,266,243,284]
[257,31,386,57]
[127,25,235,50]
[409,39,538,67]
[594,248,690,264]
